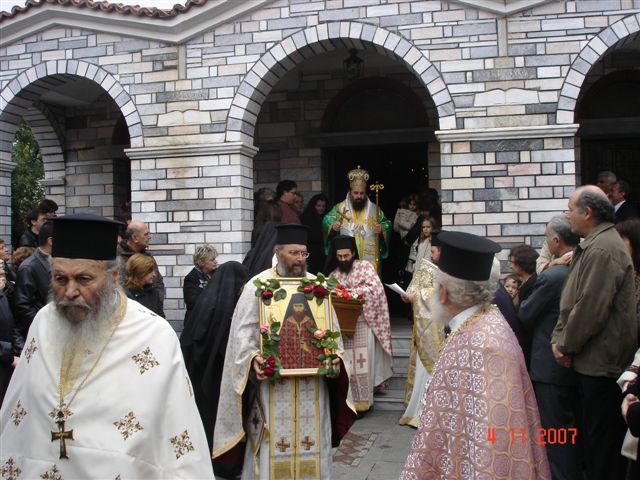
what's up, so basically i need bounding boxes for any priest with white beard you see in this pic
[401,231,551,480]
[0,214,214,479]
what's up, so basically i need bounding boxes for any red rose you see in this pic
[303,285,314,294]
[263,366,275,376]
[266,355,276,367]
[314,285,327,298]
[261,290,273,300]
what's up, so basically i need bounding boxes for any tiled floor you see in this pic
[332,410,416,480]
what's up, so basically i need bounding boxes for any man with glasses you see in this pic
[329,235,393,414]
[552,185,636,480]
[213,224,355,479]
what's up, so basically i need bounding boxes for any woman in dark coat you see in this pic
[301,193,329,275]
[0,266,20,406]
[183,244,218,327]
[179,261,249,459]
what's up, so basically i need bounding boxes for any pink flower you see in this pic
[261,290,273,300]
[266,355,276,367]
[323,348,332,356]
[303,285,314,294]
[260,325,269,334]
[313,329,325,340]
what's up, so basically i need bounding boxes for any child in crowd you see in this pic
[503,274,522,299]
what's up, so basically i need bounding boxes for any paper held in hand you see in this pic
[384,283,407,297]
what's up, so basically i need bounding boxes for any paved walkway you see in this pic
[332,410,416,480]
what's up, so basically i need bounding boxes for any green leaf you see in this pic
[271,335,280,342]
[274,289,287,301]
[317,354,326,361]
[331,331,341,339]
[254,289,263,297]
[315,297,323,306]
[317,366,329,375]
[263,298,271,306]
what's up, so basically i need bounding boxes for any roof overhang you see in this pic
[450,0,554,16]
[0,0,272,46]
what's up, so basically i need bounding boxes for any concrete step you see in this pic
[376,317,411,410]
[373,388,406,411]
[388,372,408,391]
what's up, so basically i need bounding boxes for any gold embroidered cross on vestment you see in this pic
[50,292,127,459]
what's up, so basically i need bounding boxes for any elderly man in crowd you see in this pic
[402,231,550,479]
[329,235,393,414]
[117,219,165,302]
[552,185,637,480]
[0,213,213,478]
[213,224,355,479]
[520,215,581,480]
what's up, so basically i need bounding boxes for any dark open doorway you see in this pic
[324,142,429,316]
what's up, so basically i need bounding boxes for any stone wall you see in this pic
[1,0,639,328]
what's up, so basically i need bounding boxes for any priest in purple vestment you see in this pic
[401,231,551,480]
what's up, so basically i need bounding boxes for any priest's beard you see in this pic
[351,197,366,211]
[277,261,307,277]
[51,284,120,384]
[428,289,455,330]
[337,258,355,273]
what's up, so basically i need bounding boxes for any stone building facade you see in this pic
[1,0,639,328]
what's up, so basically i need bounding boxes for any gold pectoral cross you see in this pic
[51,419,74,459]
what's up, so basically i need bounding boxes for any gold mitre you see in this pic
[348,166,369,189]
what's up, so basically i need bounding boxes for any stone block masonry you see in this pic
[1,1,639,329]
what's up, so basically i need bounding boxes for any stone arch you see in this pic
[557,13,640,124]
[225,21,455,143]
[0,60,143,161]
[22,102,67,211]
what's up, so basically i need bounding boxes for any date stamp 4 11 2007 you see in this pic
[487,427,578,446]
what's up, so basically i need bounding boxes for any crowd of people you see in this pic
[1,168,640,479]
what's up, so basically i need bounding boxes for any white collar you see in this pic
[448,304,482,334]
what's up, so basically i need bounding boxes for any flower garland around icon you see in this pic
[298,273,339,305]
[260,322,283,380]
[309,327,341,376]
[253,278,287,305]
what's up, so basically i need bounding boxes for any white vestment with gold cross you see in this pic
[213,269,355,480]
[0,298,214,479]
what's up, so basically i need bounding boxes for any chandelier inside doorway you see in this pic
[343,49,364,81]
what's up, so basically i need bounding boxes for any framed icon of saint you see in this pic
[257,278,336,377]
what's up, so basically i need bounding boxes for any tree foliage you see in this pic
[11,122,45,247]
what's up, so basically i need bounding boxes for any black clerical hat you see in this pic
[333,235,359,259]
[438,231,501,281]
[275,224,309,246]
[52,213,123,260]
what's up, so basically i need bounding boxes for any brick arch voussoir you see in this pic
[557,13,640,124]
[0,60,142,148]
[225,21,456,141]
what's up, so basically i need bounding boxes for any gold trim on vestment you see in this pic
[211,352,260,459]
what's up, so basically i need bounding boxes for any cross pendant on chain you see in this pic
[51,419,74,459]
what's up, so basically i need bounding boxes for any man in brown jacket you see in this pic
[552,185,637,480]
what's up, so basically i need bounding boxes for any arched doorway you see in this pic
[569,24,640,201]
[0,69,133,240]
